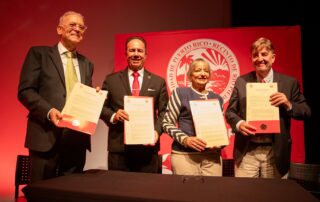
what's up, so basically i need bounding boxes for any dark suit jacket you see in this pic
[226,71,311,175]
[100,68,168,153]
[18,45,93,152]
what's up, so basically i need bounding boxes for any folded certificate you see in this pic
[124,96,155,145]
[58,83,107,135]
[190,99,229,147]
[246,83,280,133]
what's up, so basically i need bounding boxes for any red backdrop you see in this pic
[114,26,304,171]
[0,1,231,199]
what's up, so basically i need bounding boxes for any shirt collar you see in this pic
[128,67,144,77]
[58,42,76,57]
[257,68,273,83]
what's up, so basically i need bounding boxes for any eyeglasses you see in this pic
[65,23,87,32]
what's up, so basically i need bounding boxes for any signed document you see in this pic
[190,99,229,147]
[124,96,155,145]
[246,83,280,133]
[58,83,107,135]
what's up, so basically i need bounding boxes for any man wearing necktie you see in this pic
[18,11,94,182]
[226,37,311,178]
[101,36,169,173]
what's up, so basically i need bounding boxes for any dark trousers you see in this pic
[29,131,87,182]
[108,149,162,173]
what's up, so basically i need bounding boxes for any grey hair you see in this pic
[58,11,84,26]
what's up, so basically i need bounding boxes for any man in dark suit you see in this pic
[18,11,93,182]
[101,36,168,173]
[226,37,311,178]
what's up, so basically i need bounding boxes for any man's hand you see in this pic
[270,92,292,110]
[239,121,256,136]
[95,86,101,92]
[153,131,159,145]
[114,109,129,123]
[49,108,63,126]
[144,131,159,146]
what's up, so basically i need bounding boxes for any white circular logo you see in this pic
[72,119,80,127]
[167,39,240,102]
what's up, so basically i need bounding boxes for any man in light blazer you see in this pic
[18,11,93,182]
[226,37,311,178]
[101,36,168,173]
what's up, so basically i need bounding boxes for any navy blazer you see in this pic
[226,71,311,175]
[18,45,94,152]
[100,68,168,153]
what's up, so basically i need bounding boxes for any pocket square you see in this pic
[147,88,156,91]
